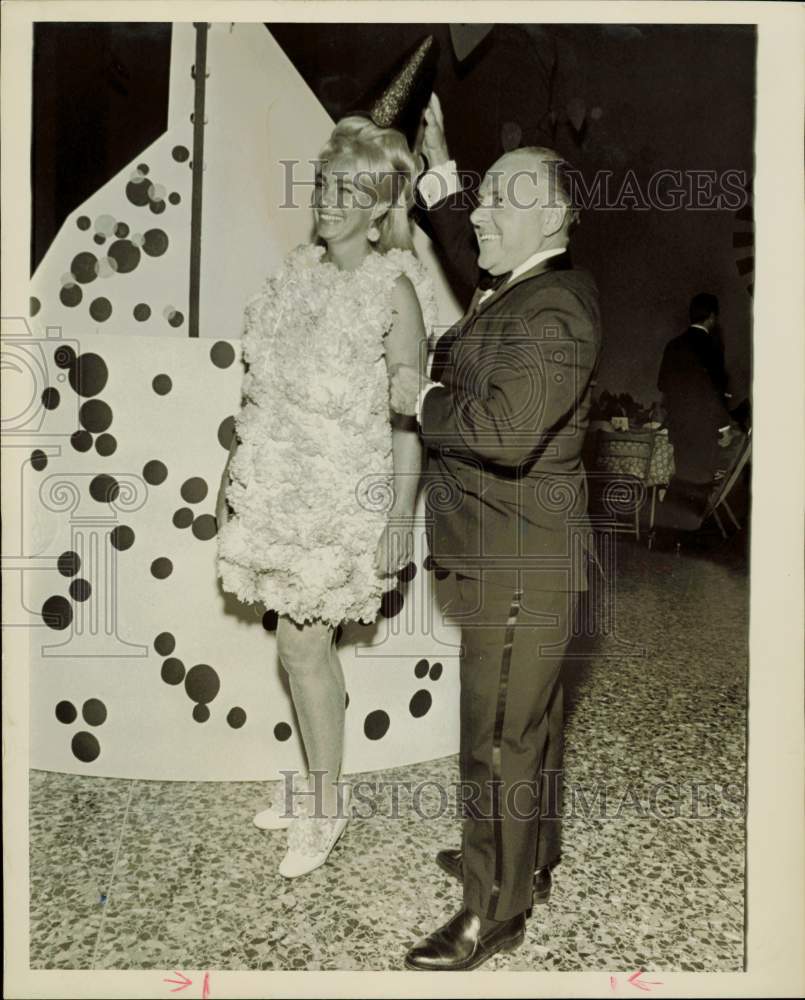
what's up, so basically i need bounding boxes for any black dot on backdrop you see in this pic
[89,298,113,323]
[227,707,246,729]
[185,663,220,704]
[70,352,108,397]
[110,525,135,551]
[380,589,404,619]
[30,296,41,317]
[95,433,116,456]
[143,229,169,257]
[70,430,93,453]
[151,557,173,579]
[115,222,130,238]
[172,145,190,162]
[161,657,185,685]
[126,179,150,207]
[262,610,279,631]
[76,216,91,231]
[181,477,208,503]
[41,387,60,410]
[31,449,48,471]
[167,310,184,327]
[107,239,141,274]
[434,567,451,581]
[429,662,443,681]
[192,514,217,541]
[143,459,168,485]
[169,191,181,205]
[274,722,292,741]
[345,691,350,709]
[152,374,172,395]
[71,252,98,284]
[134,303,151,321]
[193,704,210,723]
[138,163,150,175]
[70,578,91,602]
[364,709,390,740]
[173,507,193,529]
[54,344,76,369]
[42,595,73,630]
[83,698,107,726]
[56,700,77,724]
[89,473,120,503]
[397,561,417,583]
[154,631,175,655]
[150,200,166,215]
[210,341,235,369]
[414,658,429,679]
[94,234,106,246]
[217,415,236,450]
[80,399,113,433]
[58,550,80,576]
[423,554,435,571]
[61,285,84,311]
[71,731,100,763]
[409,689,432,719]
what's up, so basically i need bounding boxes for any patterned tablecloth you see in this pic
[593,429,676,487]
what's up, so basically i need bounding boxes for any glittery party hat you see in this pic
[367,36,436,132]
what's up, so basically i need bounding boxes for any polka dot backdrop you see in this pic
[26,334,461,780]
[23,24,464,780]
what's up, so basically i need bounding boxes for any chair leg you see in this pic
[649,486,657,532]
[722,498,741,531]
[711,507,727,539]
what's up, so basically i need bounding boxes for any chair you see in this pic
[702,430,752,538]
[589,429,654,540]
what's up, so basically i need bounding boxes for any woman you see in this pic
[215,116,436,878]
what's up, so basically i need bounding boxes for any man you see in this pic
[656,293,739,529]
[390,94,601,970]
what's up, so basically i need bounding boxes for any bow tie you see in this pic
[477,269,512,292]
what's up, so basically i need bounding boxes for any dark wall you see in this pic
[32,22,754,406]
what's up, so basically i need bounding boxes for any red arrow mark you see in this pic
[610,975,618,991]
[628,969,663,992]
[164,971,193,993]
[202,972,211,999]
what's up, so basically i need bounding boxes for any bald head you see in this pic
[470,147,575,275]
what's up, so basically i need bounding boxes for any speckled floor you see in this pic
[30,532,748,972]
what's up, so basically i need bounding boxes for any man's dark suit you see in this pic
[657,325,732,484]
[420,193,602,921]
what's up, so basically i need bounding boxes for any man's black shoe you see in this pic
[404,907,525,971]
[435,848,554,904]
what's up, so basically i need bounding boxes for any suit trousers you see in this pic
[448,569,578,921]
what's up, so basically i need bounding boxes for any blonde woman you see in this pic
[216,117,435,877]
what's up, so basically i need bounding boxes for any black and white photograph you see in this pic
[2,2,803,997]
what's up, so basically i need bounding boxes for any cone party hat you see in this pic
[367,36,435,132]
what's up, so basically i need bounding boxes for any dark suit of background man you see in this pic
[390,95,602,971]
[656,293,739,527]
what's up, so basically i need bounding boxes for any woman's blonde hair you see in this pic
[317,115,420,254]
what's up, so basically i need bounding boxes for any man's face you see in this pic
[470,152,559,275]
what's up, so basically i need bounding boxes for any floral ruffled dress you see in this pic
[216,243,437,626]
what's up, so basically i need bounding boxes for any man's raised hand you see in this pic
[422,93,450,169]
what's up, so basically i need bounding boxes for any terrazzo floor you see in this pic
[30,530,748,973]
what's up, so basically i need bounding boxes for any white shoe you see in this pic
[253,775,308,831]
[278,784,352,878]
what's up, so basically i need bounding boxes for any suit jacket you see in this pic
[657,326,733,482]
[420,194,602,592]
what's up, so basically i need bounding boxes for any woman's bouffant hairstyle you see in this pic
[316,115,420,254]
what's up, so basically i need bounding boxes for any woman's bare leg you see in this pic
[276,617,344,818]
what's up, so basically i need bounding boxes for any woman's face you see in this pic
[313,155,381,247]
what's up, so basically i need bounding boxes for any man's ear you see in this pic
[542,205,565,237]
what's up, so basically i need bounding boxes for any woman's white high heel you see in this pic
[278,783,352,878]
[253,774,309,831]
